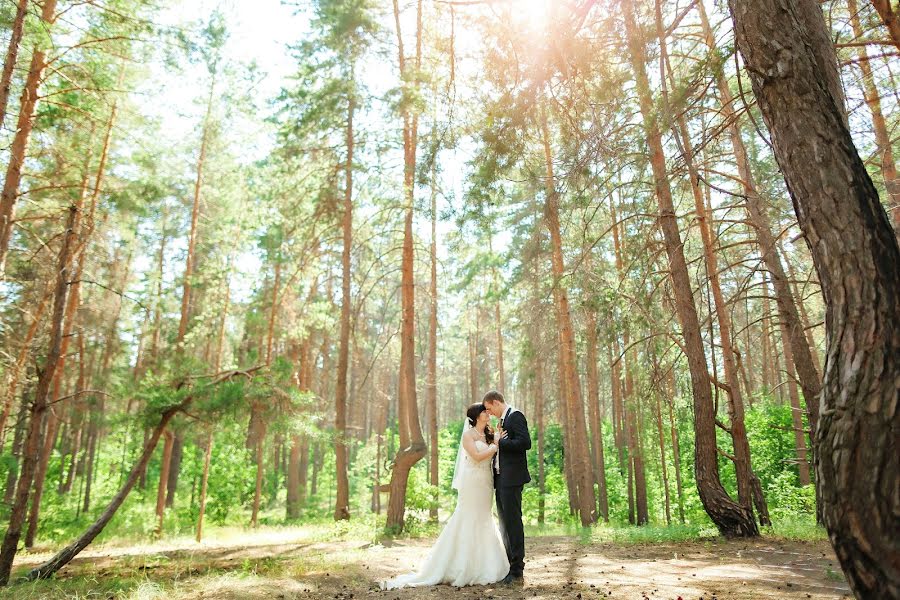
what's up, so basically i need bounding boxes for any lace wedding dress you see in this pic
[380,438,510,589]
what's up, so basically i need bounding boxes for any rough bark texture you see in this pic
[729,0,900,595]
[623,0,757,537]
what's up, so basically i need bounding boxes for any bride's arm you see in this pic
[462,433,498,463]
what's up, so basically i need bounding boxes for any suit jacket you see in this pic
[494,408,532,488]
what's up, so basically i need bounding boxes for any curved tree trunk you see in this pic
[28,404,181,580]
[729,0,900,595]
[385,0,426,533]
[622,0,757,537]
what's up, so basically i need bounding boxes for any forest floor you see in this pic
[3,528,852,600]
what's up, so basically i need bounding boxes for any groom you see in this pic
[482,390,531,585]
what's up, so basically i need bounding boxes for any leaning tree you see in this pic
[728,0,900,597]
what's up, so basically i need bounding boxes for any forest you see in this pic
[0,0,897,598]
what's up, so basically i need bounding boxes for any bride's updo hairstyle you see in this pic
[466,403,494,444]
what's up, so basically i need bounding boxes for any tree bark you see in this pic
[386,0,427,533]
[584,298,609,522]
[0,0,57,278]
[154,429,174,535]
[697,0,822,432]
[539,106,596,525]
[195,430,213,542]
[27,404,181,580]
[334,94,354,522]
[623,0,757,537]
[729,0,900,594]
[0,0,28,131]
[870,0,900,50]
[0,204,75,585]
[177,73,215,349]
[848,0,900,234]
[427,156,439,522]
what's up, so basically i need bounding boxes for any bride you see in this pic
[380,403,510,589]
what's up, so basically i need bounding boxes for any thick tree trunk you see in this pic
[623,0,757,537]
[334,96,354,522]
[0,205,75,585]
[0,0,28,131]
[729,0,900,595]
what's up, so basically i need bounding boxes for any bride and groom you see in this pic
[381,390,531,589]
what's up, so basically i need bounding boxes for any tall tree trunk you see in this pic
[729,0,900,594]
[386,0,427,533]
[195,430,213,542]
[0,205,75,585]
[658,19,757,519]
[0,291,49,450]
[0,0,28,131]
[334,95,354,522]
[848,0,900,234]
[154,429,174,535]
[584,300,609,521]
[164,432,184,508]
[177,73,215,349]
[539,106,596,525]
[427,158,439,522]
[697,0,822,436]
[623,0,757,537]
[0,0,57,278]
[666,373,686,523]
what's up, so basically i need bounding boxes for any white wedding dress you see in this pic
[380,438,510,589]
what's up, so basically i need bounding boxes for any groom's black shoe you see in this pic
[500,572,524,585]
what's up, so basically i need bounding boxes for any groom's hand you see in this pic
[499,429,508,440]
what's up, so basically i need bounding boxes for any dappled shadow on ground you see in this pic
[1,534,852,600]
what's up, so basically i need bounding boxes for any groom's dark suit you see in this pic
[493,406,531,578]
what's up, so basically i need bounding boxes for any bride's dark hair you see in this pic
[466,403,494,444]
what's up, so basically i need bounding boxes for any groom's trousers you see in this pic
[496,485,525,576]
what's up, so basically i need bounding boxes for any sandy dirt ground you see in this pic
[6,534,852,599]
